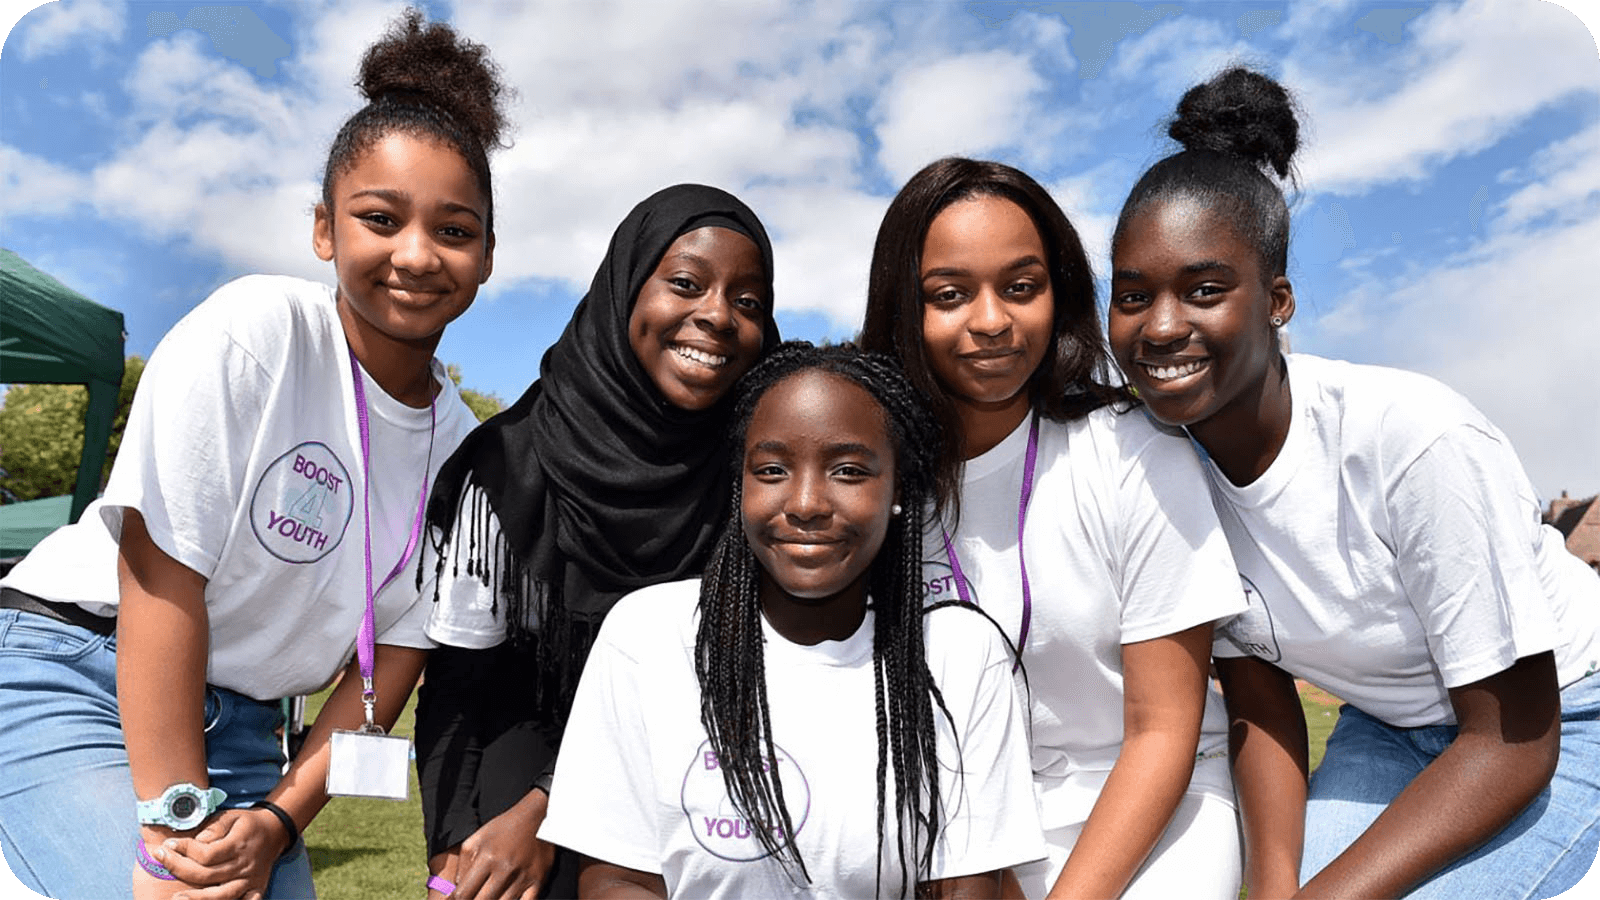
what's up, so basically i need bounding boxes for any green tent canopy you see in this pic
[0,248,127,541]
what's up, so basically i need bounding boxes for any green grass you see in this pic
[298,683,1343,896]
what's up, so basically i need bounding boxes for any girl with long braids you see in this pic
[0,10,503,898]
[860,158,1247,899]
[415,183,781,899]
[539,341,1043,899]
[1107,66,1600,899]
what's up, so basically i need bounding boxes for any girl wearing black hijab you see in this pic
[415,184,780,900]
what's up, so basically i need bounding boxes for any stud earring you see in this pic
[891,504,903,516]
[1270,315,1284,327]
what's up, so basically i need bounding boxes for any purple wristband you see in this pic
[134,836,177,881]
[427,874,456,895]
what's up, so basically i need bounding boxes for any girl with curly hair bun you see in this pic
[1108,65,1600,899]
[0,8,505,899]
[861,158,1248,900]
[539,342,1044,898]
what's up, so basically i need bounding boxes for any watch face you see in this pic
[170,794,199,819]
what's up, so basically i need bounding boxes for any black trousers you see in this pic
[415,641,580,898]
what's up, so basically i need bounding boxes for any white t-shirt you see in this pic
[1208,354,1600,727]
[923,407,1245,830]
[2,275,478,700]
[539,579,1046,899]
[421,484,521,649]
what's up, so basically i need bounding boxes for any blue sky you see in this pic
[2,0,1597,509]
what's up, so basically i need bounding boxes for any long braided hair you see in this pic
[695,341,952,896]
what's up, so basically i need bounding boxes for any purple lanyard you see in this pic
[942,412,1040,669]
[347,346,434,731]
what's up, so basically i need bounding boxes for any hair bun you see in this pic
[1168,66,1298,179]
[357,8,509,152]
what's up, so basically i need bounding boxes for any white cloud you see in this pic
[1104,12,1252,100]
[1290,0,1600,196]
[874,51,1048,184]
[1300,203,1600,498]
[14,0,124,60]
[1493,120,1600,230]
[1,143,90,215]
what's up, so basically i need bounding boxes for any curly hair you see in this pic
[694,341,953,896]
[1113,65,1300,281]
[321,8,512,232]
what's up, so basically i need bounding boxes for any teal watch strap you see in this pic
[136,783,228,831]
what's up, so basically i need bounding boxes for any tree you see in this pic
[0,357,499,503]
[0,356,146,502]
[446,363,505,422]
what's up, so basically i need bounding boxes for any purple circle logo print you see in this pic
[249,441,353,563]
[680,739,810,862]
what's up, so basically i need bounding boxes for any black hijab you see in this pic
[424,184,778,699]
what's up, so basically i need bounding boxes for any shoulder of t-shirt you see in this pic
[593,578,701,664]
[1060,402,1200,484]
[161,274,337,368]
[1291,353,1491,472]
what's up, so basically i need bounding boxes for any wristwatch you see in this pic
[136,783,227,831]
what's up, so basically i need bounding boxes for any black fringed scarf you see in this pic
[423,183,779,713]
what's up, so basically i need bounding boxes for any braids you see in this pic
[321,8,511,231]
[1113,66,1301,280]
[694,341,951,896]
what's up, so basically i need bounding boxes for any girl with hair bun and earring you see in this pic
[1108,66,1600,899]
[860,158,1247,900]
[0,9,504,898]
[538,341,1044,899]
[415,183,782,900]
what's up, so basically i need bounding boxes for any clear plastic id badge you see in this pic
[327,728,411,801]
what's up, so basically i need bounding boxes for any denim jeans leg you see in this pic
[1300,703,1434,885]
[0,610,137,899]
[203,686,316,900]
[0,612,318,900]
[1305,676,1600,900]
[1407,672,1600,900]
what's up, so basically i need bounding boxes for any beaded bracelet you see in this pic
[133,836,178,881]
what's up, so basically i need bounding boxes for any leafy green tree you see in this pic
[0,357,500,503]
[446,363,505,422]
[0,356,146,502]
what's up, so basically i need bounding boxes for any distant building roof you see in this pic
[1545,492,1600,572]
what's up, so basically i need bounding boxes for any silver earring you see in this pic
[891,504,903,516]
[1271,315,1284,327]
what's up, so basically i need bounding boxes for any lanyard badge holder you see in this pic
[328,347,433,802]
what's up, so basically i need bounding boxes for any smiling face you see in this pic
[743,370,897,637]
[629,225,769,412]
[918,194,1054,450]
[314,132,493,354]
[1108,196,1294,437]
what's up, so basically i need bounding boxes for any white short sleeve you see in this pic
[422,485,512,649]
[1113,415,1246,645]
[926,607,1047,879]
[1389,424,1562,688]
[98,298,272,578]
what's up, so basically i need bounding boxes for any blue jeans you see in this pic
[1302,671,1600,899]
[0,609,316,899]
